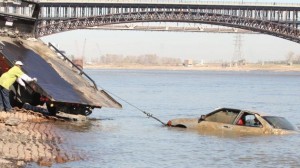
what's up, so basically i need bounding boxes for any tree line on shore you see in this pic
[285,52,300,64]
[93,54,182,65]
[84,52,300,66]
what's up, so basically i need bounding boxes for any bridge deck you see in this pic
[37,0,300,7]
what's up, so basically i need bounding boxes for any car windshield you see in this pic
[205,109,240,124]
[262,116,297,131]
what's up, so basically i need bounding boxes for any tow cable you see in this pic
[103,89,167,126]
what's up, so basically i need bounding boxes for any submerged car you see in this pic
[167,108,298,135]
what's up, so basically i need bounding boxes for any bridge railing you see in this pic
[0,5,35,17]
[37,0,300,7]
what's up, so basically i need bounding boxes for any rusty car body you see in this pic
[167,108,298,135]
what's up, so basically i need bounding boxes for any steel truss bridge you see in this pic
[1,0,300,43]
[86,24,254,33]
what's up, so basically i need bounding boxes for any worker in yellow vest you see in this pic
[0,61,37,112]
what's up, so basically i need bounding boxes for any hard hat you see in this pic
[15,61,23,66]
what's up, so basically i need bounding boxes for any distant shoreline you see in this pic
[84,63,300,72]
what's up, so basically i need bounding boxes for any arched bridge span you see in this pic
[36,11,300,43]
[1,1,300,43]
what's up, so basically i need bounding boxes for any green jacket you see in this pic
[0,66,24,90]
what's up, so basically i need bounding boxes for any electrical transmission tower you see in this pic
[232,34,245,66]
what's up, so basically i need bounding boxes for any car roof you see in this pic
[213,107,267,116]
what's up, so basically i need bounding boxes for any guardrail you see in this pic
[48,42,98,90]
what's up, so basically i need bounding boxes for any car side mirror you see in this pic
[198,115,206,123]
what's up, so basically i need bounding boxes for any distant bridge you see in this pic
[0,0,300,43]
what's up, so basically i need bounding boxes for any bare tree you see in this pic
[286,51,294,65]
[295,54,300,64]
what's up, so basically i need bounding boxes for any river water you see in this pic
[29,69,300,168]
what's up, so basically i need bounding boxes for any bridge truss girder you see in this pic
[36,11,300,43]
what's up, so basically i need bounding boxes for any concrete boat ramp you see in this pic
[0,37,121,115]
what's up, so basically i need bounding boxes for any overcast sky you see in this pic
[41,0,300,63]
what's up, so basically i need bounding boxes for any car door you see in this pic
[232,113,266,135]
[196,120,235,133]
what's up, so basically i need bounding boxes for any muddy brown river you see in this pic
[26,69,300,168]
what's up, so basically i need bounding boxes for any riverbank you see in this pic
[84,63,300,72]
[0,108,78,167]
[0,36,98,167]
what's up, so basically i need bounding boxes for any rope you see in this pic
[102,89,167,126]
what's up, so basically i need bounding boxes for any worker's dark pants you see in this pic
[0,86,12,112]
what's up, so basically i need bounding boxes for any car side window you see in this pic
[244,114,262,127]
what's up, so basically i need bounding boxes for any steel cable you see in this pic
[102,89,167,126]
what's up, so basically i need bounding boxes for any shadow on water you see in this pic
[52,117,114,132]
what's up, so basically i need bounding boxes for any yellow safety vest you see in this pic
[0,66,24,90]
